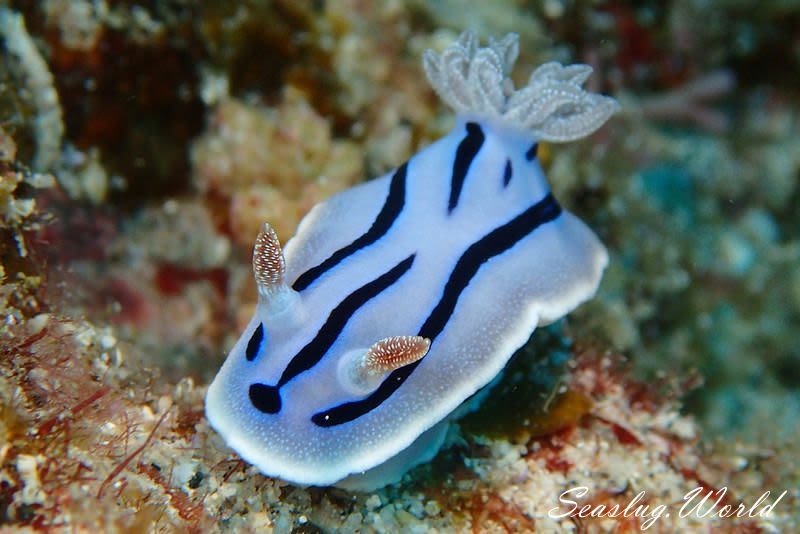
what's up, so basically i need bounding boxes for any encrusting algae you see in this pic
[191,89,364,245]
[0,1,798,532]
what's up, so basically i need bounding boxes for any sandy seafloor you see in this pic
[0,1,798,532]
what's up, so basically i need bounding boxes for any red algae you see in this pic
[422,346,783,532]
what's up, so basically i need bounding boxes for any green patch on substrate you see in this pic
[400,324,590,493]
[460,324,580,442]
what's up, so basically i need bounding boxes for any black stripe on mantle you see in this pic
[292,163,409,291]
[448,122,485,214]
[311,192,562,427]
[248,254,416,415]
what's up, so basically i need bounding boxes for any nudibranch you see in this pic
[206,32,618,490]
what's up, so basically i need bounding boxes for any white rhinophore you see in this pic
[338,336,431,395]
[252,223,300,319]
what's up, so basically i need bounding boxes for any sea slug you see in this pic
[206,31,618,490]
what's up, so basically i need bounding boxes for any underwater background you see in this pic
[0,0,797,531]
